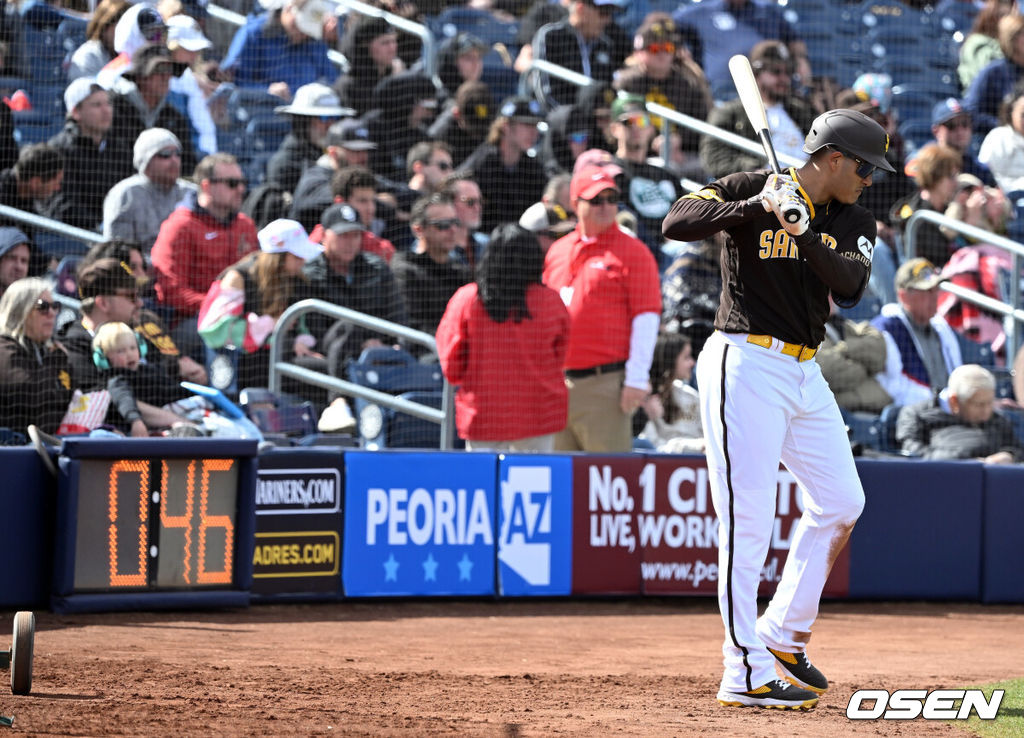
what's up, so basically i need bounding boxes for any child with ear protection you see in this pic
[93,322,262,438]
[92,321,194,436]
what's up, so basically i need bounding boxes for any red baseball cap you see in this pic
[571,165,619,201]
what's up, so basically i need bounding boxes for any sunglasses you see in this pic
[584,192,619,205]
[154,149,181,159]
[646,42,676,55]
[618,112,650,128]
[458,196,483,207]
[209,177,247,189]
[834,149,877,179]
[943,118,972,130]
[425,218,460,230]
[34,299,60,313]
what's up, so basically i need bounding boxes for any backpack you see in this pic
[241,183,293,230]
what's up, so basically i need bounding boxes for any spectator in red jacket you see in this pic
[150,152,258,358]
[436,223,569,451]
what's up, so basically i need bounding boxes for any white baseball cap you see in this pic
[64,76,105,114]
[167,14,212,52]
[258,219,324,260]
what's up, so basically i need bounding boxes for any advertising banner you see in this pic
[252,449,345,599]
[496,455,573,596]
[343,451,497,596]
[572,455,850,597]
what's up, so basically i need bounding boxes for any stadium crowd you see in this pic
[0,0,1022,459]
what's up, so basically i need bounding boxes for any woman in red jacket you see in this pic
[436,223,569,451]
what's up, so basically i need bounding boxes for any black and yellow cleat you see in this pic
[717,679,819,710]
[768,647,829,694]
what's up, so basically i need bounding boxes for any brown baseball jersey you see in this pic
[662,170,876,347]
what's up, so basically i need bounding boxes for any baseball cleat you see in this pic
[717,679,819,710]
[767,647,829,694]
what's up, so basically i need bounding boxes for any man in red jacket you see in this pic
[151,152,258,358]
[542,165,662,452]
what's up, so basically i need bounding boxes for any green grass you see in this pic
[957,678,1024,738]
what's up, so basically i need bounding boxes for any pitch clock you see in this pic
[52,438,258,613]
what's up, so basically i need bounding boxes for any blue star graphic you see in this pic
[383,553,399,582]
[457,554,473,581]
[422,553,438,581]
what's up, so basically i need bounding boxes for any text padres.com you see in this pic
[846,689,1004,720]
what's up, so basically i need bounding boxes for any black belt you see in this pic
[565,361,626,379]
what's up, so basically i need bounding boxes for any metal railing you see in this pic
[904,209,1024,361]
[516,60,805,194]
[208,0,437,80]
[0,205,104,246]
[267,299,456,450]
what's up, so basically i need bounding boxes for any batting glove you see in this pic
[751,173,795,213]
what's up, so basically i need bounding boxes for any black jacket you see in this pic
[699,95,817,180]
[266,133,323,195]
[48,120,135,230]
[460,143,548,233]
[0,334,73,435]
[301,250,409,370]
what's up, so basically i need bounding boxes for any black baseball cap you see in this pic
[337,118,377,150]
[321,203,364,234]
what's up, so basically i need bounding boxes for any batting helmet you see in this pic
[802,109,896,173]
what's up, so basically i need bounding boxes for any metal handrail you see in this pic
[207,3,349,71]
[208,1,437,78]
[905,209,1024,360]
[0,205,104,245]
[267,299,456,450]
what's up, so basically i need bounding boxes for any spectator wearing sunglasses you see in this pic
[406,141,454,197]
[460,96,550,233]
[151,153,258,359]
[103,128,196,254]
[613,13,711,182]
[543,165,661,452]
[390,193,471,337]
[607,93,683,266]
[699,40,817,181]
[57,258,182,436]
[0,278,74,436]
[928,98,995,188]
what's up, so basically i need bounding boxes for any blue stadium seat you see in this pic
[21,24,67,86]
[238,387,318,443]
[841,408,883,451]
[427,7,519,50]
[347,347,445,449]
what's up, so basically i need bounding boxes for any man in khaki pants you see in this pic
[542,165,662,451]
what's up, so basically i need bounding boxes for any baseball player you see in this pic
[662,109,894,709]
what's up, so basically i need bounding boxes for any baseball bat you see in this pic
[727,54,802,224]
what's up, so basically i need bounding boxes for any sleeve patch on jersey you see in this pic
[683,188,723,203]
[857,235,874,263]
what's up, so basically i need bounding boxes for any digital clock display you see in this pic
[73,458,238,591]
[52,438,258,613]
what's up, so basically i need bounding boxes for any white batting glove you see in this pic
[751,173,795,213]
[774,190,811,236]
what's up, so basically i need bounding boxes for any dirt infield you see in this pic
[1,599,1021,736]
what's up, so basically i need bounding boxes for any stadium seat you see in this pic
[238,387,319,444]
[347,347,445,449]
[426,7,519,49]
[51,254,81,298]
[841,407,883,452]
